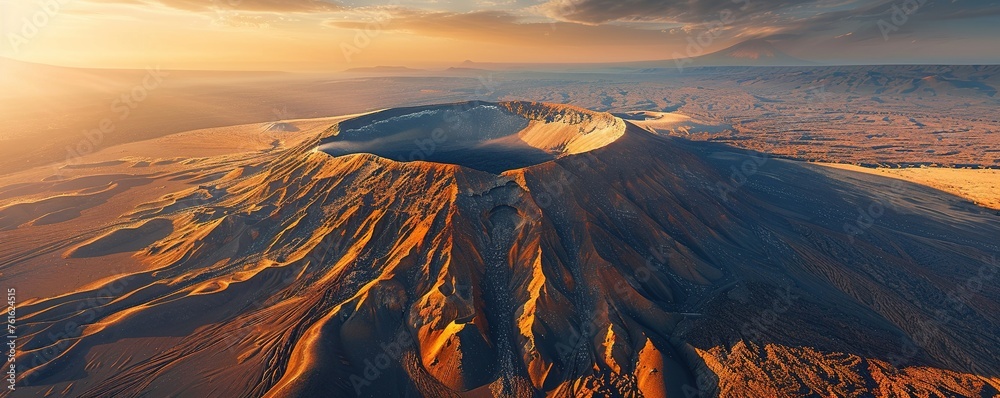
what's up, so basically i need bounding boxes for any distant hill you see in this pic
[444,67,495,74]
[343,66,426,74]
[690,39,811,66]
[454,41,812,73]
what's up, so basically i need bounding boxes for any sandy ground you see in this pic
[618,111,732,136]
[817,163,1000,211]
[0,115,360,300]
[2,106,1000,397]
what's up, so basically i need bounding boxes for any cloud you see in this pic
[96,0,344,13]
[323,9,679,46]
[538,0,796,25]
[535,0,1000,49]
[76,0,1000,65]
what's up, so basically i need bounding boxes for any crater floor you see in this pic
[317,101,625,173]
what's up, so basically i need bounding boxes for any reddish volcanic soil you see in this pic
[1,102,999,397]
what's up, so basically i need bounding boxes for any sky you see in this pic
[1,0,999,70]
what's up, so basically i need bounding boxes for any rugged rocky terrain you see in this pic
[2,102,999,397]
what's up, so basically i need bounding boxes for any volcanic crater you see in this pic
[318,101,626,173]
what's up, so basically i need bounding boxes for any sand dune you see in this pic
[616,111,731,136]
[65,219,174,258]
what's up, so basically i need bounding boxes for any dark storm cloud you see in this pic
[541,0,1000,42]
[541,0,811,24]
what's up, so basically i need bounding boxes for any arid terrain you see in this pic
[3,59,998,175]
[819,163,1000,211]
[1,97,998,397]
[4,0,1000,394]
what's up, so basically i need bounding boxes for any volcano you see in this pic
[685,39,811,67]
[6,101,1000,397]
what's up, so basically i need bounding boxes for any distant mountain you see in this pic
[455,41,811,73]
[343,66,426,74]
[885,74,998,97]
[444,67,495,75]
[677,39,812,67]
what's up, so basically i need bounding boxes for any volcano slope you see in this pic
[2,101,999,398]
